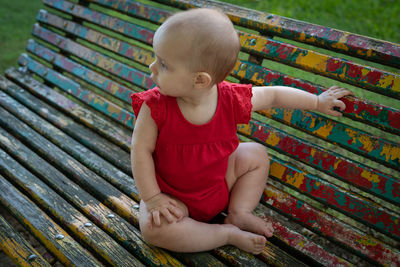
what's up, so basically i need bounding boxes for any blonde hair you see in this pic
[158,8,240,84]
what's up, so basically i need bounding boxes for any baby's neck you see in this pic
[177,84,219,125]
[178,84,218,107]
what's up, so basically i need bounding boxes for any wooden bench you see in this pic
[0,0,399,266]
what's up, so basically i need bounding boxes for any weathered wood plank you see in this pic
[0,215,51,267]
[37,10,154,68]
[18,54,135,129]
[233,60,400,135]
[238,32,400,98]
[238,119,400,206]
[269,157,400,241]
[87,0,170,25]
[5,67,132,151]
[31,24,154,89]
[0,174,103,266]
[43,0,155,44]
[153,0,400,68]
[263,185,400,266]
[0,107,139,227]
[0,128,191,267]
[0,144,145,267]
[253,204,356,266]
[0,98,257,266]
[0,75,131,174]
[26,38,136,106]
[0,87,137,201]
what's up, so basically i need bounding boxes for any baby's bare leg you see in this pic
[139,199,266,254]
[225,143,274,237]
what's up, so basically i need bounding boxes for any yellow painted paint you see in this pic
[310,147,316,158]
[298,32,306,42]
[270,161,286,179]
[356,235,378,247]
[295,49,328,72]
[331,34,350,52]
[237,123,252,136]
[266,131,281,146]
[312,122,334,139]
[345,128,375,153]
[361,67,370,78]
[378,74,400,92]
[380,143,400,162]
[287,172,306,189]
[283,109,294,123]
[333,158,342,170]
[360,170,380,184]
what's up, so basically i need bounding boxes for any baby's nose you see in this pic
[149,61,157,74]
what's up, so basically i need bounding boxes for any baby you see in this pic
[131,8,352,254]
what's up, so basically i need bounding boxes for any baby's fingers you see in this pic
[151,210,161,227]
[169,206,184,221]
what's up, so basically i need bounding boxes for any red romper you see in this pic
[131,81,253,222]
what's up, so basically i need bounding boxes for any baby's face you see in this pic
[149,29,195,97]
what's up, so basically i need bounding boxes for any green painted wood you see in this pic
[0,145,144,267]
[0,86,138,202]
[0,174,102,266]
[0,215,51,267]
[0,75,131,174]
[0,129,188,267]
[5,67,132,151]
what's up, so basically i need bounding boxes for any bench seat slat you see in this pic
[0,113,146,267]
[43,0,155,44]
[5,68,132,151]
[239,32,400,98]
[0,215,51,267]
[0,125,187,267]
[0,174,103,266]
[269,157,400,240]
[0,91,228,267]
[0,92,262,266]
[253,204,355,266]
[264,185,400,266]
[153,0,400,68]
[0,89,138,201]
[240,120,399,206]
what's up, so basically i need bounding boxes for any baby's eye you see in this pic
[160,61,167,69]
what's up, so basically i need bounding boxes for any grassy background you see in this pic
[1,0,399,74]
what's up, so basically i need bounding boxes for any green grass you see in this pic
[1,0,399,75]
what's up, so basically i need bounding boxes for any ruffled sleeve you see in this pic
[131,88,166,129]
[223,82,253,124]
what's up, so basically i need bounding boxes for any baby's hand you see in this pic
[317,86,353,116]
[144,193,184,228]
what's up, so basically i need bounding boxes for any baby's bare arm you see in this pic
[251,85,352,116]
[131,103,183,226]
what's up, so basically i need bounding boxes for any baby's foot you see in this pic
[225,224,266,254]
[225,211,274,238]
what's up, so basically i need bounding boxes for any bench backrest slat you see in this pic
[152,0,400,68]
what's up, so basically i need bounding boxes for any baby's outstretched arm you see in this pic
[251,85,353,116]
[131,103,184,228]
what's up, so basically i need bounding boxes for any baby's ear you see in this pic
[194,72,212,89]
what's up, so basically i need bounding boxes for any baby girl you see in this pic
[131,8,351,254]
